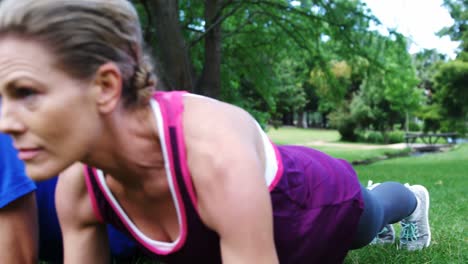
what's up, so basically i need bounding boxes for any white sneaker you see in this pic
[370,224,395,245]
[399,184,431,251]
[367,180,380,190]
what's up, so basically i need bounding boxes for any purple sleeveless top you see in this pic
[84,91,363,264]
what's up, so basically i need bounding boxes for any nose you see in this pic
[0,100,27,135]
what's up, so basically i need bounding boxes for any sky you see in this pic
[362,0,460,58]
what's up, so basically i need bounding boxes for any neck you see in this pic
[82,104,164,187]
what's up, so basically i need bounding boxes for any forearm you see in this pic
[63,224,110,264]
[0,192,38,264]
[221,241,279,264]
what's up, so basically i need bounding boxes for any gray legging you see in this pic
[351,182,417,249]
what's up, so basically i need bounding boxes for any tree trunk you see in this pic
[148,0,195,91]
[282,112,294,126]
[297,111,308,128]
[196,0,223,98]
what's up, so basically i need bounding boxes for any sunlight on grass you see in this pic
[267,127,410,163]
[311,146,411,163]
[346,144,468,263]
[267,128,467,263]
[266,126,341,144]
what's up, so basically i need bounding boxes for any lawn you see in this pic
[267,126,341,144]
[346,143,468,264]
[267,126,411,163]
[270,127,467,263]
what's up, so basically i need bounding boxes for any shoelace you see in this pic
[370,225,393,244]
[400,222,419,242]
[378,226,390,235]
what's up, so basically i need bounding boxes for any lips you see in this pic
[17,148,42,161]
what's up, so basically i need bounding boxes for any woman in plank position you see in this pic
[0,0,430,263]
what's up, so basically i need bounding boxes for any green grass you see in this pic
[305,145,411,163]
[266,126,341,144]
[270,127,467,263]
[267,126,411,163]
[346,144,468,263]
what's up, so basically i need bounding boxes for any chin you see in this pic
[25,164,60,182]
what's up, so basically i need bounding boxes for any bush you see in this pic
[356,130,383,143]
[408,121,422,132]
[356,130,405,144]
[366,131,384,143]
[387,130,405,143]
[329,107,358,141]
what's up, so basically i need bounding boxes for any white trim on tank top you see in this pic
[184,93,278,187]
[93,94,278,252]
[94,99,182,252]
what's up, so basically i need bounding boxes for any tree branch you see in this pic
[189,1,245,47]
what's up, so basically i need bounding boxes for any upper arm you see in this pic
[56,163,109,264]
[0,192,38,264]
[184,99,278,264]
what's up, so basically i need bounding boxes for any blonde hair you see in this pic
[0,0,156,106]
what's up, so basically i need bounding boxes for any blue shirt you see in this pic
[0,133,137,260]
[0,133,36,208]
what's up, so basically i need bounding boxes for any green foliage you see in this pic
[328,104,358,141]
[408,121,422,132]
[217,0,378,120]
[316,30,422,140]
[272,58,308,115]
[357,130,405,144]
[412,49,447,92]
[417,104,443,133]
[134,1,425,132]
[387,130,405,143]
[358,130,384,143]
[309,60,353,113]
[428,0,468,137]
[433,60,468,135]
[433,60,468,117]
[438,0,468,54]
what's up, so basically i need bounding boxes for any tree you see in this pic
[134,0,379,96]
[438,0,468,56]
[433,0,468,135]
[328,32,422,141]
[433,60,468,135]
[412,49,447,132]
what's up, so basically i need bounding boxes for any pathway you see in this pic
[304,140,408,150]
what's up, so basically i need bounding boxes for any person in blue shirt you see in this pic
[0,133,37,263]
[0,133,140,263]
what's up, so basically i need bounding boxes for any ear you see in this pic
[93,63,123,114]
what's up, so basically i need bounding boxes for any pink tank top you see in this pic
[84,91,282,263]
[84,91,361,263]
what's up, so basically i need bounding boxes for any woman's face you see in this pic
[0,37,102,180]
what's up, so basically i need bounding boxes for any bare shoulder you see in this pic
[181,95,267,221]
[182,95,261,150]
[182,95,263,174]
[56,163,98,226]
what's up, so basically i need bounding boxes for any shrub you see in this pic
[366,131,384,143]
[329,111,358,141]
[408,121,422,132]
[387,130,405,143]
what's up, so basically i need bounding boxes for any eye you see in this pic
[13,87,37,99]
